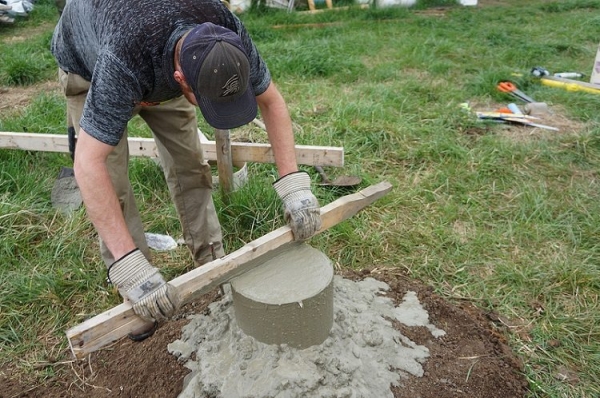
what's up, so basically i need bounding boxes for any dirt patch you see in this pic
[0,268,528,398]
[495,107,588,142]
[0,81,61,114]
[463,100,588,142]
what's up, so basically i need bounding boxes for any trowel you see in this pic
[51,126,82,212]
[314,166,361,188]
[51,166,82,213]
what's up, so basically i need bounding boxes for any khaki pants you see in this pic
[58,69,224,267]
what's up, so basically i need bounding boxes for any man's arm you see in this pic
[74,128,177,322]
[74,129,136,260]
[255,82,298,177]
[256,82,322,240]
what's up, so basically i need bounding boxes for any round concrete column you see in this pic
[230,242,334,349]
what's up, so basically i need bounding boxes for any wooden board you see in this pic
[540,76,600,95]
[65,181,393,359]
[0,132,344,167]
[543,75,600,90]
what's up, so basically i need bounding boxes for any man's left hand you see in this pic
[273,171,322,240]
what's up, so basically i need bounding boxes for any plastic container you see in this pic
[554,72,584,79]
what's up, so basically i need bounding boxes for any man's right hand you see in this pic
[108,249,177,321]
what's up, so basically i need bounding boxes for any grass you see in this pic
[1,0,600,396]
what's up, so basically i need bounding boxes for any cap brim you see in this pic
[196,83,257,130]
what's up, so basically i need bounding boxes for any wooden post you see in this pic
[214,129,234,200]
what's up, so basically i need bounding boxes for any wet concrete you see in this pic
[168,275,446,397]
[231,242,334,348]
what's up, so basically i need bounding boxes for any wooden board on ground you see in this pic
[65,181,393,359]
[0,132,344,167]
[540,76,600,95]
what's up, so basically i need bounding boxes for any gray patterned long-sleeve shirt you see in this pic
[51,0,271,146]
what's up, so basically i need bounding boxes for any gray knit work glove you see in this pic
[108,249,177,322]
[273,171,322,241]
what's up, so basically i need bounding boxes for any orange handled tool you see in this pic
[497,82,536,103]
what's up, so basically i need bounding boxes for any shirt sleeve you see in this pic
[79,51,141,146]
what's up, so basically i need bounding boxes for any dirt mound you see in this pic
[0,268,528,398]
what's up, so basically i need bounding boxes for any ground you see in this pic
[0,2,579,395]
[0,268,529,398]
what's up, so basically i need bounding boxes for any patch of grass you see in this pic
[0,92,66,132]
[0,31,57,86]
[541,0,600,13]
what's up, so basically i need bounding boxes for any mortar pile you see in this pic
[168,276,446,398]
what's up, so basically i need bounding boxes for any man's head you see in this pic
[176,23,257,129]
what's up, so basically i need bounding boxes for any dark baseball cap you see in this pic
[179,23,257,129]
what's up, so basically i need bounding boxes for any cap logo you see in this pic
[221,74,241,97]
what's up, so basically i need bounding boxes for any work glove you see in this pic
[273,171,322,241]
[108,249,177,322]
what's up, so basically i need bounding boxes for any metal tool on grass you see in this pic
[497,82,536,103]
[314,165,361,188]
[476,111,559,131]
[51,126,82,212]
[50,166,83,212]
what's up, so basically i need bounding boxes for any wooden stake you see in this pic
[65,181,393,359]
[214,129,234,198]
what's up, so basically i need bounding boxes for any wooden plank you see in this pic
[543,76,600,90]
[0,132,344,167]
[65,181,393,359]
[540,76,600,95]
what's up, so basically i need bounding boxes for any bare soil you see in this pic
[0,81,61,114]
[0,268,529,398]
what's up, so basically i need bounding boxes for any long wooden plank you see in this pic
[543,75,600,90]
[66,181,393,359]
[540,76,600,95]
[0,132,344,167]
